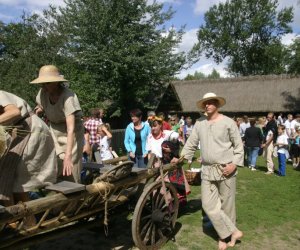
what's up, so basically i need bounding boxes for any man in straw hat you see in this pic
[31,65,84,183]
[173,93,244,249]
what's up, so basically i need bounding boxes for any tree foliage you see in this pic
[285,37,300,75]
[0,14,66,107]
[184,68,220,80]
[0,0,186,125]
[193,0,294,76]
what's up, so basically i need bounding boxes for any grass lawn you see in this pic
[162,152,300,250]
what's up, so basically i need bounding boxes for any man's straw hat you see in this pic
[196,92,226,110]
[30,65,68,84]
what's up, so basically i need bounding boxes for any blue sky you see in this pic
[0,0,299,78]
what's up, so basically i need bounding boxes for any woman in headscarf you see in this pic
[0,91,57,206]
[31,65,84,183]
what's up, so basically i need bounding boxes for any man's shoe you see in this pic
[251,167,257,171]
[265,171,273,175]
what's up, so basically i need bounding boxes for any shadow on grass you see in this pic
[17,204,137,250]
[169,222,183,244]
[254,164,268,172]
[178,198,202,218]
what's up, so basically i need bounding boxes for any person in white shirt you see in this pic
[284,114,296,138]
[277,113,284,125]
[145,116,179,159]
[179,115,185,127]
[294,114,300,130]
[274,125,289,176]
[240,115,251,165]
[240,115,250,139]
[96,124,113,161]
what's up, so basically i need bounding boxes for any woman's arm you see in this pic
[0,104,21,125]
[63,114,75,176]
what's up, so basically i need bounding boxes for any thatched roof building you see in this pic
[157,75,300,116]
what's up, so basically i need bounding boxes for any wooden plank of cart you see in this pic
[0,155,181,250]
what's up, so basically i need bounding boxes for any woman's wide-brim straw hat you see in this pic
[196,92,226,110]
[30,65,68,84]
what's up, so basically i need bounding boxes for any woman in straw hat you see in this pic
[31,65,84,183]
[0,90,57,207]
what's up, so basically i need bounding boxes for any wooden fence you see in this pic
[111,129,126,155]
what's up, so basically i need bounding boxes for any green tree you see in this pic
[285,37,300,75]
[207,68,220,79]
[0,1,185,125]
[192,0,293,76]
[0,13,69,107]
[44,0,185,121]
[184,70,206,80]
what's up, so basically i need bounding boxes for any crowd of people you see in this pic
[0,64,299,249]
[236,113,300,175]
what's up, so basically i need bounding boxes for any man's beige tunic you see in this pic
[181,115,244,239]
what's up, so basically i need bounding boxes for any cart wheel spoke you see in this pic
[157,228,164,239]
[141,214,152,221]
[151,223,156,245]
[142,222,153,245]
[141,219,152,238]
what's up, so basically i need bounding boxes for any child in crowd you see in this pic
[96,123,113,161]
[274,125,289,176]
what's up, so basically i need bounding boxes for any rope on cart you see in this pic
[95,181,111,236]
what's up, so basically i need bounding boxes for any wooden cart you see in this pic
[0,156,180,250]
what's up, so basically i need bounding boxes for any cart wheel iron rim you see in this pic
[132,181,179,250]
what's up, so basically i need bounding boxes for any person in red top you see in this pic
[157,112,171,130]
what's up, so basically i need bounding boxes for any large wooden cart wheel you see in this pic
[132,181,179,249]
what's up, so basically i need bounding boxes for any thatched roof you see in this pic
[169,75,300,113]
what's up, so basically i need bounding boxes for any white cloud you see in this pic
[194,0,225,15]
[147,0,182,5]
[157,0,182,3]
[175,28,198,53]
[0,0,65,11]
[27,0,65,8]
[281,33,298,45]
